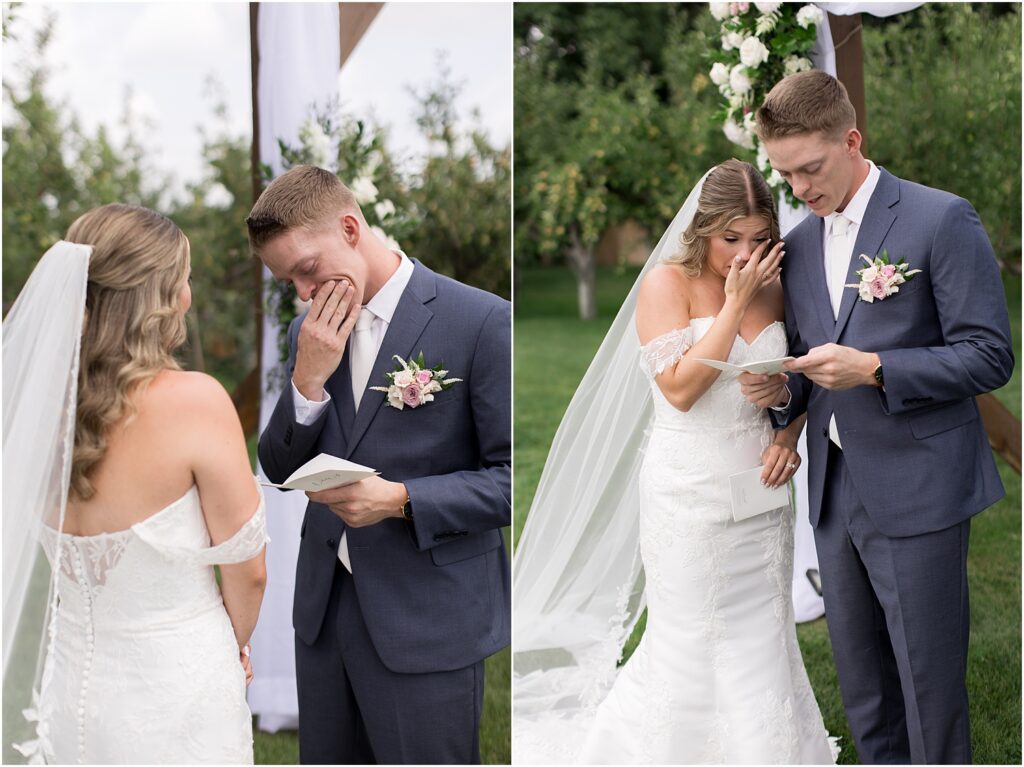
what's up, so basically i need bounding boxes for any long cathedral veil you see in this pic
[513,170,712,758]
[3,242,91,762]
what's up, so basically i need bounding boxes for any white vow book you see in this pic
[694,356,795,376]
[259,453,378,492]
[728,466,790,522]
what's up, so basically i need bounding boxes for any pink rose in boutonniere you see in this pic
[845,249,922,303]
[370,352,462,410]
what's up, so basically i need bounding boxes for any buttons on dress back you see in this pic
[69,542,94,764]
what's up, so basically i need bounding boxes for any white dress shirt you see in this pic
[822,161,880,448]
[290,251,415,570]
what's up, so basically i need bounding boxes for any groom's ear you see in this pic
[843,128,863,156]
[339,212,362,247]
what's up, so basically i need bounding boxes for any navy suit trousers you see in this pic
[815,443,972,765]
[295,560,485,765]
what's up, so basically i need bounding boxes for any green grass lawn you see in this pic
[514,265,1021,764]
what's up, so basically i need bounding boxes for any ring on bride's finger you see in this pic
[785,462,797,469]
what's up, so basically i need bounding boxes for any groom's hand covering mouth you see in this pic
[292,279,360,402]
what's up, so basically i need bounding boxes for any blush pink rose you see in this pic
[881,264,897,279]
[401,383,422,408]
[869,276,888,300]
[416,370,432,385]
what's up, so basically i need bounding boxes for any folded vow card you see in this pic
[693,356,795,376]
[728,466,790,522]
[260,453,379,492]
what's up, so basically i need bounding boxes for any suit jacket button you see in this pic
[326,538,336,548]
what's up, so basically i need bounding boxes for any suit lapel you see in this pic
[833,169,899,342]
[345,261,436,457]
[802,216,836,337]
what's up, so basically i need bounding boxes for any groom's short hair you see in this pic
[755,71,857,142]
[245,165,362,253]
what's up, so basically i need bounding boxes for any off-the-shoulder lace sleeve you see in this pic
[640,326,694,377]
[133,479,269,565]
[194,484,268,565]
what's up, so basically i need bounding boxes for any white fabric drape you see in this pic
[248,2,340,733]
[781,1,923,622]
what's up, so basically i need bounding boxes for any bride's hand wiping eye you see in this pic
[724,240,785,310]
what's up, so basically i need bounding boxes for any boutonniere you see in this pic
[370,352,462,410]
[845,250,922,303]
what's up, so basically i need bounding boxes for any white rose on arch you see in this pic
[371,225,401,252]
[729,64,753,96]
[739,36,770,68]
[351,176,379,205]
[784,55,814,75]
[723,117,755,150]
[374,199,396,220]
[797,4,824,29]
[710,62,731,88]
[709,2,732,21]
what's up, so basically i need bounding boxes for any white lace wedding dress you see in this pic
[16,483,268,765]
[534,318,835,764]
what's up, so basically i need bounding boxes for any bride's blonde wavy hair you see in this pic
[65,204,190,501]
[663,159,780,277]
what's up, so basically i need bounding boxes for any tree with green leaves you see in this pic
[514,4,734,319]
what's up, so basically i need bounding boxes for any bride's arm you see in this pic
[637,245,782,412]
[183,373,267,650]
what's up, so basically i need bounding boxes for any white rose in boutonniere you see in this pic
[739,36,770,68]
[797,4,824,29]
[845,250,923,303]
[371,353,462,410]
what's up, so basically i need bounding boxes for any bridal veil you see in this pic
[3,242,91,760]
[513,171,712,739]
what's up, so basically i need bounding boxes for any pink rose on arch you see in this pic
[401,383,422,408]
[415,370,432,385]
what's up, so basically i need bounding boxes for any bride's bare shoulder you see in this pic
[636,263,693,344]
[143,370,239,428]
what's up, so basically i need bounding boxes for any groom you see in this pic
[741,71,1012,764]
[249,165,510,764]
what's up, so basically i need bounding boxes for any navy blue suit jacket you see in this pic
[259,260,511,673]
[775,169,1013,537]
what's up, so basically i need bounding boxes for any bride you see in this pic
[513,160,835,763]
[3,204,268,764]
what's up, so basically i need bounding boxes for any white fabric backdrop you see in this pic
[783,1,923,622]
[247,2,340,734]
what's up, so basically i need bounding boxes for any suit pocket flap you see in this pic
[909,398,978,439]
[430,530,502,566]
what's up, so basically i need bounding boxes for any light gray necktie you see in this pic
[350,307,377,411]
[338,307,377,573]
[827,214,851,320]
